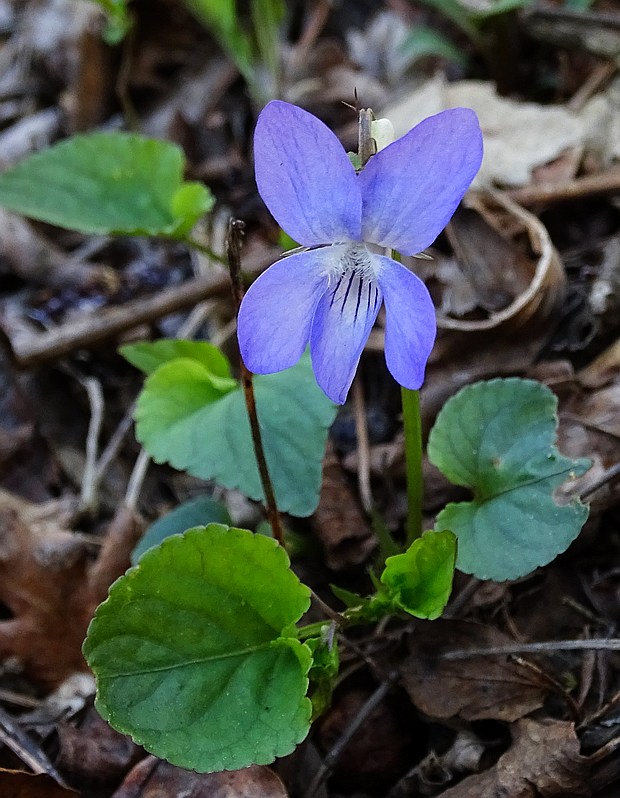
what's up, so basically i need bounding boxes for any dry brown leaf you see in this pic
[0,498,143,687]
[56,707,142,786]
[440,719,590,797]
[400,620,547,721]
[310,441,375,570]
[112,757,288,797]
[0,769,76,797]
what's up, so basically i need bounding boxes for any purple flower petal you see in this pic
[310,268,382,404]
[376,256,436,390]
[254,101,362,247]
[359,108,483,255]
[237,248,330,374]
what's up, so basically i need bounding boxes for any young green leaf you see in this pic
[88,0,132,43]
[84,524,313,772]
[427,378,590,581]
[120,339,234,382]
[380,530,456,619]
[306,632,339,720]
[0,133,213,237]
[182,0,254,81]
[134,352,337,517]
[400,27,467,66]
[131,495,231,564]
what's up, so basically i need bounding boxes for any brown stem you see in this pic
[226,219,285,546]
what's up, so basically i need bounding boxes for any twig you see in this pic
[444,576,481,618]
[288,0,332,72]
[8,272,233,368]
[352,375,373,513]
[505,167,620,208]
[510,654,581,722]
[442,638,620,660]
[226,219,284,546]
[124,448,151,511]
[78,376,104,515]
[94,398,137,485]
[303,671,400,798]
[0,705,67,785]
[580,461,620,500]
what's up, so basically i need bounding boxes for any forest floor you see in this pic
[0,0,619,795]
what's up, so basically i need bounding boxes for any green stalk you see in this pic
[401,387,424,545]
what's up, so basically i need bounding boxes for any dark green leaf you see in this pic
[131,496,231,564]
[0,133,213,237]
[84,524,312,772]
[427,378,590,580]
[134,353,337,516]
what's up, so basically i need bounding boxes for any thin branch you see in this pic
[441,638,620,660]
[79,376,105,515]
[94,398,137,485]
[352,375,373,513]
[226,219,285,546]
[124,448,150,511]
[580,461,620,500]
[303,671,400,798]
[505,167,620,207]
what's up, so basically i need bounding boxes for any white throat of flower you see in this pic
[321,243,382,324]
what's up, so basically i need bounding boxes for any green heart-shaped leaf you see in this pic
[427,378,590,581]
[133,347,337,517]
[84,524,312,772]
[0,133,213,237]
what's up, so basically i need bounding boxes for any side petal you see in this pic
[237,248,330,374]
[359,108,483,255]
[376,256,436,390]
[310,270,382,404]
[254,101,362,247]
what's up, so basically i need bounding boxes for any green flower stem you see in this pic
[184,236,229,266]
[402,387,424,545]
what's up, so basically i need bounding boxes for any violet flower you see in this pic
[238,101,483,404]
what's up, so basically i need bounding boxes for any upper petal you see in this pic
[237,248,330,374]
[359,108,483,255]
[310,268,382,404]
[254,101,362,247]
[375,256,436,390]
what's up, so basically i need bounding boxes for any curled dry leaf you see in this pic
[439,719,590,798]
[435,191,566,335]
[400,620,547,722]
[112,757,288,798]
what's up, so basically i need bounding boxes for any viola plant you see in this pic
[238,100,483,404]
[0,101,591,775]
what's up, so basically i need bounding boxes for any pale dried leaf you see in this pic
[440,719,589,797]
